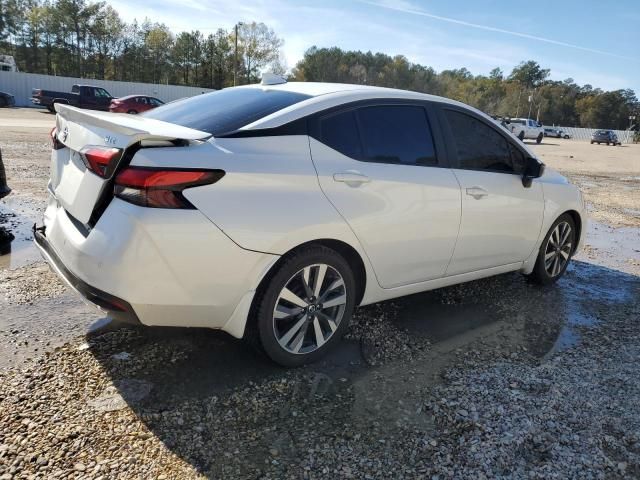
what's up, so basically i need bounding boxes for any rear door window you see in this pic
[357,106,437,166]
[319,110,362,159]
[319,104,438,166]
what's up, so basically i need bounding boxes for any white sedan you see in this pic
[35,77,586,366]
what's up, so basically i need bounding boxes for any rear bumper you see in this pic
[38,196,279,337]
[34,225,141,324]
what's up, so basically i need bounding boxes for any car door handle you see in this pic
[466,186,489,199]
[333,172,371,184]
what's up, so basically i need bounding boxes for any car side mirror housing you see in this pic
[522,157,545,188]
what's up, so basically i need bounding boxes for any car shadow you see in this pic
[88,259,639,477]
[524,141,559,146]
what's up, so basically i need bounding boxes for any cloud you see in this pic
[359,0,639,62]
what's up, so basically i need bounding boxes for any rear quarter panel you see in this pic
[132,136,368,257]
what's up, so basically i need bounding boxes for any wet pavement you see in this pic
[63,254,637,477]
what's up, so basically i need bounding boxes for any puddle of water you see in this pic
[0,197,42,270]
[395,293,502,342]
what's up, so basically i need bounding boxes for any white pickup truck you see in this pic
[504,118,544,143]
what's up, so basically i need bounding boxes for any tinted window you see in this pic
[445,110,519,173]
[508,143,527,174]
[320,110,362,159]
[144,88,311,135]
[358,106,437,165]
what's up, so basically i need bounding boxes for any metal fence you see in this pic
[549,125,635,144]
[0,71,213,107]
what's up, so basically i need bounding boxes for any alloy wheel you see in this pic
[272,264,347,355]
[544,221,572,277]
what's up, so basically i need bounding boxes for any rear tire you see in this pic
[127,109,138,114]
[251,245,356,367]
[536,133,543,144]
[518,131,525,141]
[0,98,6,108]
[528,213,576,285]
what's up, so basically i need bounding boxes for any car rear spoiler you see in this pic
[54,103,211,151]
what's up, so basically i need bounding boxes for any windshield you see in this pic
[144,88,311,135]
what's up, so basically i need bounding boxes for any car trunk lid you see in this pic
[50,104,211,224]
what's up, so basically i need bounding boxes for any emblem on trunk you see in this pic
[61,126,69,142]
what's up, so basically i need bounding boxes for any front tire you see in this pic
[528,214,576,285]
[252,245,356,367]
[518,131,525,141]
[536,133,543,144]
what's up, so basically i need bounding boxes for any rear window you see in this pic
[144,88,311,135]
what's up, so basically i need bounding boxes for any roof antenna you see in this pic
[261,72,287,86]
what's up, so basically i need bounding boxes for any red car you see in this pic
[109,95,164,114]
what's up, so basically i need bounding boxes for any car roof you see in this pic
[116,95,148,100]
[240,81,476,129]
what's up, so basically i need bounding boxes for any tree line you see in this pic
[0,0,284,88]
[292,48,639,130]
[1,0,637,129]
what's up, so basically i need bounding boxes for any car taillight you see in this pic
[114,167,225,209]
[80,146,122,178]
[50,127,64,150]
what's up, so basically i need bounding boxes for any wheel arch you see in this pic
[254,238,367,308]
[563,209,583,254]
[242,238,368,341]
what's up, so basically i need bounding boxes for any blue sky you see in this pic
[109,0,639,95]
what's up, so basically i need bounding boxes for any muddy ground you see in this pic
[0,108,639,479]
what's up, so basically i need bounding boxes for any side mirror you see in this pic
[522,157,545,188]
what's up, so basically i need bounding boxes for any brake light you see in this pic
[114,167,225,209]
[50,127,64,150]
[80,146,122,178]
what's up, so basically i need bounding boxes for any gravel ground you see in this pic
[0,109,639,479]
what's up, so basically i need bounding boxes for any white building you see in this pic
[0,55,18,72]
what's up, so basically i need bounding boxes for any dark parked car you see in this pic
[0,147,10,199]
[590,130,621,145]
[0,91,15,108]
[544,128,571,139]
[109,95,164,114]
[32,84,113,112]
